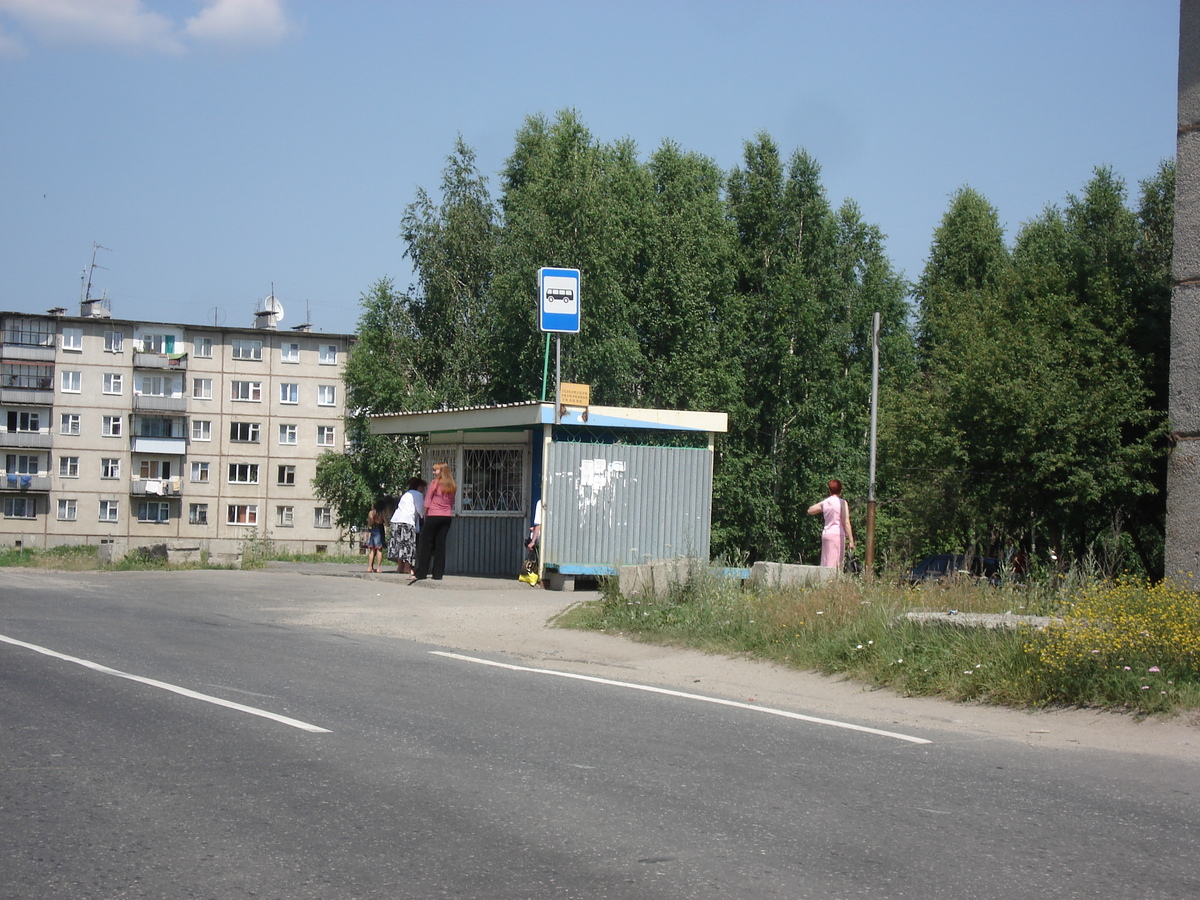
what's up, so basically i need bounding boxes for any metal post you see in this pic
[866,311,880,572]
[554,335,562,423]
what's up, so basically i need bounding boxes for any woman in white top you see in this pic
[389,477,426,574]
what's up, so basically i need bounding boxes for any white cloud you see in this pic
[0,0,295,54]
[0,0,183,53]
[184,0,293,47]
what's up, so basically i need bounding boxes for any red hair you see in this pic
[828,479,843,496]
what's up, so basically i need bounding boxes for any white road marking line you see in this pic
[431,651,932,744]
[0,633,331,734]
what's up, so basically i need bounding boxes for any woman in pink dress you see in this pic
[807,479,855,568]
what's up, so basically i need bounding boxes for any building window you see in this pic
[137,501,170,523]
[229,421,260,443]
[314,507,332,528]
[230,380,261,401]
[228,463,259,484]
[232,339,263,361]
[194,337,213,358]
[279,423,297,445]
[60,413,80,435]
[227,504,258,525]
[140,333,176,354]
[135,416,178,439]
[188,503,208,525]
[276,505,294,527]
[460,447,526,513]
[6,453,40,475]
[59,456,79,478]
[60,370,81,393]
[101,458,120,479]
[319,344,338,365]
[8,411,41,433]
[57,498,77,521]
[102,415,122,437]
[316,426,335,447]
[103,373,123,394]
[2,363,53,390]
[139,375,168,397]
[61,327,83,351]
[4,317,55,347]
[281,342,299,363]
[317,384,336,406]
[138,460,171,480]
[279,382,298,404]
[191,419,211,441]
[190,461,210,483]
[4,497,36,519]
[99,500,119,522]
[192,378,213,400]
[277,464,296,485]
[104,331,124,353]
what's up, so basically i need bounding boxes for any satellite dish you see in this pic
[263,293,285,324]
[254,292,285,328]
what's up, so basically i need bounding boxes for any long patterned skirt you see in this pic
[388,523,418,566]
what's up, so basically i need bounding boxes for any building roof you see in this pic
[0,308,354,340]
[368,401,728,436]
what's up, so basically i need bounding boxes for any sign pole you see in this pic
[865,311,880,573]
[554,335,562,423]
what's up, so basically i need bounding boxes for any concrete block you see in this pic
[748,561,836,589]
[97,539,128,564]
[544,570,576,592]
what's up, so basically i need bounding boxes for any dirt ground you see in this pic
[263,564,1200,762]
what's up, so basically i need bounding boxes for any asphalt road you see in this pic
[2,567,1197,899]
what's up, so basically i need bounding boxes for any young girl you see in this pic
[365,499,387,573]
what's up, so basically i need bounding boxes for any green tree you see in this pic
[312,278,425,529]
[400,137,499,406]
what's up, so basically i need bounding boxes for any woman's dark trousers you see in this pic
[415,516,453,580]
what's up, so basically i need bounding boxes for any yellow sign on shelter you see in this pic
[559,382,591,407]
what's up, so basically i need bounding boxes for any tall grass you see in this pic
[556,565,1200,715]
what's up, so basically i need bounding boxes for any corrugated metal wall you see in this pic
[543,442,713,569]
[443,514,527,577]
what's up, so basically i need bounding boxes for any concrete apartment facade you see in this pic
[0,299,354,560]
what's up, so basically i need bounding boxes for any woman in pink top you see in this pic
[807,478,855,568]
[410,461,456,582]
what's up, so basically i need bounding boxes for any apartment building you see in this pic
[0,299,354,557]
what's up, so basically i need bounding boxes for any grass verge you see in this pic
[555,567,1200,717]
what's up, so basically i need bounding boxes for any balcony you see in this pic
[133,394,187,413]
[133,350,188,371]
[0,431,53,449]
[1,473,50,492]
[130,478,183,497]
[0,343,55,362]
[130,435,187,455]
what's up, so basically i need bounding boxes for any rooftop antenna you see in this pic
[254,284,285,329]
[209,307,226,327]
[83,242,110,303]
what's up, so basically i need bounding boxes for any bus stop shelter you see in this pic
[368,401,728,588]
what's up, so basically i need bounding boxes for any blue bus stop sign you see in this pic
[539,267,581,333]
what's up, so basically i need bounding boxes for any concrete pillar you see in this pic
[1168,0,1200,583]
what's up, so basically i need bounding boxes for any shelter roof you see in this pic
[368,401,727,436]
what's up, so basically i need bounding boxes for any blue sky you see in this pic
[0,0,1180,335]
